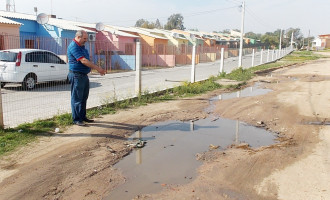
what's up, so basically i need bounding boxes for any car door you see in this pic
[45,52,68,80]
[25,51,51,82]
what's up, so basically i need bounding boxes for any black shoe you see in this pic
[74,121,86,126]
[83,119,94,123]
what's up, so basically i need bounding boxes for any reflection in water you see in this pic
[106,83,274,200]
[190,120,194,131]
[107,118,277,200]
[136,130,142,165]
[212,83,272,101]
[236,120,239,144]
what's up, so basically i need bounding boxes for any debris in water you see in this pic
[209,144,220,150]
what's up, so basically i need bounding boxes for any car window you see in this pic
[0,51,18,62]
[25,52,46,63]
[45,52,65,64]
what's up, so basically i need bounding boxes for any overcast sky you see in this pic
[1,0,329,37]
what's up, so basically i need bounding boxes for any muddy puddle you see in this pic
[214,82,272,101]
[106,84,275,200]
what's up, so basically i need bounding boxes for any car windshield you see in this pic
[0,51,18,62]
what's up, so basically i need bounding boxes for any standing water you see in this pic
[106,83,275,200]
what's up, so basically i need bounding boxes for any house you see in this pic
[0,16,21,49]
[318,34,330,49]
[113,26,174,67]
[312,37,322,50]
[136,28,189,53]
[0,10,93,55]
[71,22,139,70]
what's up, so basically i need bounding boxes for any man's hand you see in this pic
[80,58,106,76]
[97,67,106,76]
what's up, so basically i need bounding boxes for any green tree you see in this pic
[135,19,147,27]
[245,32,262,40]
[155,19,162,29]
[164,13,185,30]
[222,29,231,34]
[190,28,199,32]
[260,34,279,49]
[283,28,304,48]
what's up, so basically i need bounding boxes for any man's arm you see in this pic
[80,58,105,75]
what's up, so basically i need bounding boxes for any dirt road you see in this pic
[1,52,330,200]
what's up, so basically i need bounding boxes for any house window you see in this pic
[25,40,35,49]
[125,43,134,55]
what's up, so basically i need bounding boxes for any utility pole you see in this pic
[238,0,245,68]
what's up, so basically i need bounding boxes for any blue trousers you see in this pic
[68,72,89,123]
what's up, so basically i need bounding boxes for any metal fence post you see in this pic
[191,45,196,83]
[219,47,224,74]
[260,49,263,65]
[251,49,255,67]
[0,85,3,128]
[267,49,270,62]
[135,39,142,96]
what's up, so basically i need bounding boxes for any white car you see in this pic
[0,49,69,89]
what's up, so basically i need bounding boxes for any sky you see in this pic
[1,0,329,37]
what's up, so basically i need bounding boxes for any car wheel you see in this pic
[22,75,36,90]
[0,82,6,88]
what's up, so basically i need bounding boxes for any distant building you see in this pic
[312,37,322,50]
[0,16,21,49]
[318,34,330,48]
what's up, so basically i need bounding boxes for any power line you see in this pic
[245,6,276,31]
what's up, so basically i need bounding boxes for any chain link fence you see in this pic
[0,34,292,127]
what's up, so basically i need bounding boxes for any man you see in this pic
[67,30,105,126]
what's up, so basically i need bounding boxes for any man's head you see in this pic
[75,30,88,46]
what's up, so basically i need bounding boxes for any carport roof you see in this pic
[0,10,36,21]
[0,11,94,32]
[0,16,21,25]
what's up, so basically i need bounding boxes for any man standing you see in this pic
[67,30,105,126]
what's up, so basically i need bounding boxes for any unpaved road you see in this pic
[1,52,330,200]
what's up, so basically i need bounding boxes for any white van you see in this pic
[0,49,69,89]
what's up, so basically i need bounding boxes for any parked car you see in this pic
[0,49,69,89]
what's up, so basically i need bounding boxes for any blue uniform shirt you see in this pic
[67,39,91,74]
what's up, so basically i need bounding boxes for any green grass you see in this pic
[0,50,322,157]
[219,50,324,82]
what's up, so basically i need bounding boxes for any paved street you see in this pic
[1,49,289,127]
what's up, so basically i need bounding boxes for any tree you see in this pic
[260,33,279,49]
[164,13,185,30]
[283,28,304,48]
[135,18,162,29]
[221,29,231,34]
[245,32,262,40]
[135,19,147,27]
[155,19,162,29]
[190,28,199,32]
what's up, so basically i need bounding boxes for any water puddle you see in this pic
[305,121,330,126]
[106,83,275,200]
[213,82,272,101]
[106,118,277,200]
